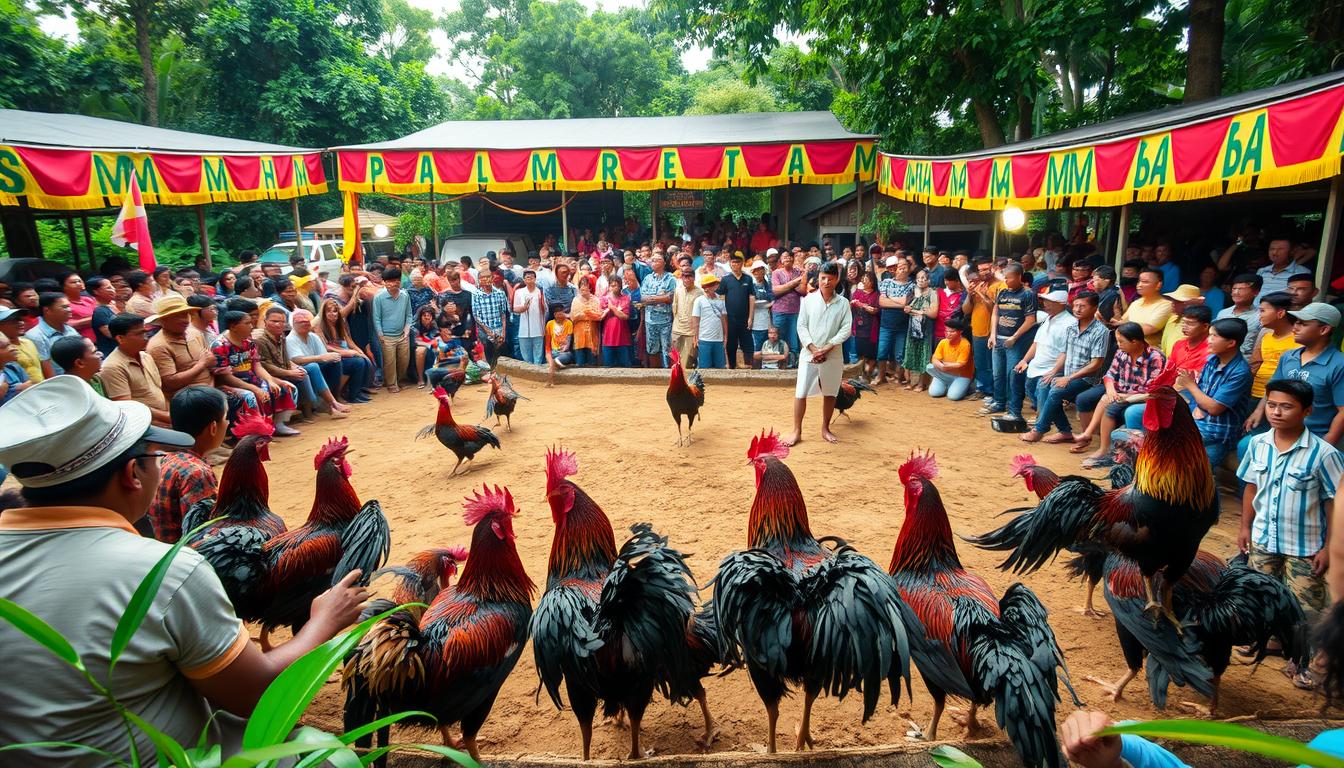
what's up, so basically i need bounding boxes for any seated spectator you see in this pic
[1091,265,1125,326]
[88,276,119,357]
[286,308,356,411]
[1242,301,1344,456]
[1197,264,1227,315]
[1022,292,1110,444]
[1118,267,1171,349]
[24,292,81,375]
[1287,272,1319,311]
[545,305,574,387]
[317,298,374,403]
[1159,284,1205,356]
[0,331,33,405]
[411,306,438,388]
[146,295,214,399]
[7,282,40,330]
[124,270,157,318]
[1216,273,1263,359]
[425,321,467,389]
[211,310,300,436]
[51,335,104,396]
[753,325,790,370]
[1165,304,1213,376]
[1176,317,1252,466]
[926,317,974,401]
[256,306,347,422]
[147,386,228,543]
[101,313,170,427]
[1016,289,1075,414]
[1076,322,1166,465]
[0,307,47,382]
[187,293,220,347]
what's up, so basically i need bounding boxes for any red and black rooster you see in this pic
[483,373,529,431]
[343,485,534,762]
[183,410,286,543]
[1088,550,1305,716]
[194,437,391,649]
[834,377,876,420]
[889,452,1076,768]
[667,348,705,446]
[530,447,719,759]
[416,386,500,475]
[970,367,1219,631]
[712,430,910,753]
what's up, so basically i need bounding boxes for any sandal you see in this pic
[1019,430,1044,443]
[1043,433,1075,444]
[417,381,427,389]
[1069,436,1094,454]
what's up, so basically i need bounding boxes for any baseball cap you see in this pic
[0,377,193,488]
[884,256,900,267]
[698,273,721,287]
[0,306,29,323]
[1162,284,1202,302]
[765,248,779,257]
[749,260,768,272]
[1288,302,1342,328]
[1040,289,1069,304]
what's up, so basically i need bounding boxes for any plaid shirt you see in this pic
[1104,345,1166,394]
[147,448,216,543]
[1191,353,1253,446]
[1238,429,1344,556]
[1061,318,1110,382]
[471,288,510,336]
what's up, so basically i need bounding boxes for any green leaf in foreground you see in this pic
[1099,720,1344,768]
[219,736,348,768]
[0,740,129,767]
[398,744,481,768]
[930,744,985,768]
[124,711,193,768]
[0,598,86,671]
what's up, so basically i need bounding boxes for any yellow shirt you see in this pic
[1251,329,1301,398]
[933,336,973,377]
[14,336,43,382]
[1121,296,1174,349]
[545,319,573,353]
[969,281,1004,337]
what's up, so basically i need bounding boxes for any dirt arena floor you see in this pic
[239,375,1325,761]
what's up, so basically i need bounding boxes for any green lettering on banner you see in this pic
[418,154,434,185]
[204,158,228,192]
[854,143,876,174]
[662,149,677,180]
[786,146,806,176]
[0,148,24,194]
[261,158,277,190]
[93,155,129,195]
[531,152,557,182]
[880,158,891,186]
[1134,136,1170,189]
[948,163,968,197]
[990,159,1012,199]
[294,157,310,188]
[369,155,385,185]
[1045,151,1093,197]
[1232,113,1266,177]
[601,152,619,182]
[476,154,487,184]
[907,161,932,195]
[724,148,740,179]
[137,157,158,193]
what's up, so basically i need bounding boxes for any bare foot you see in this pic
[820,430,839,444]
[782,432,801,446]
[1074,606,1109,618]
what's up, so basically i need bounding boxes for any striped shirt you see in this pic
[1237,429,1344,556]
[1104,346,1167,394]
[1061,317,1110,382]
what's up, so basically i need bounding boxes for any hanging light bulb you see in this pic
[1001,206,1026,232]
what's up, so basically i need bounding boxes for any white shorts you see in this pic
[795,354,842,398]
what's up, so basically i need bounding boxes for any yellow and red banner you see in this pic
[0,147,329,210]
[335,140,877,194]
[878,82,1344,210]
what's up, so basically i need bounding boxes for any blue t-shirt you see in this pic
[879,278,914,331]
[1270,346,1344,438]
[1,362,29,404]
[1119,727,1344,768]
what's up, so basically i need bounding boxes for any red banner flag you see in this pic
[110,171,156,271]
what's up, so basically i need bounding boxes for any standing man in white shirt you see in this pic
[785,262,852,446]
[512,269,547,365]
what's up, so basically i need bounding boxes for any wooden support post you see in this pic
[1114,205,1131,270]
[196,206,212,271]
[923,202,930,247]
[430,189,439,263]
[560,190,568,254]
[782,186,790,245]
[291,198,305,262]
[855,179,864,246]
[1318,175,1342,291]
[65,214,80,270]
[81,215,93,267]
[651,190,659,245]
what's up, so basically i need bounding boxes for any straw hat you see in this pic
[145,294,200,324]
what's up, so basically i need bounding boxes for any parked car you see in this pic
[438,233,535,268]
[260,240,345,277]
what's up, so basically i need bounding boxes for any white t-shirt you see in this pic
[692,295,727,341]
[1025,310,1077,378]
[512,286,546,337]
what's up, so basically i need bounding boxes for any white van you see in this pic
[260,241,346,277]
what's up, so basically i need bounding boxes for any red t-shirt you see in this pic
[1166,336,1210,375]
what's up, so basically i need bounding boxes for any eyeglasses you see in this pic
[131,451,166,463]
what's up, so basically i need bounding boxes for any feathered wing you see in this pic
[954,597,1064,768]
[484,393,498,420]
[894,595,975,702]
[501,376,529,401]
[343,605,433,736]
[181,498,217,541]
[530,583,602,709]
[711,549,797,678]
[423,601,533,723]
[334,499,392,587]
[1188,560,1309,669]
[192,525,270,617]
[800,546,911,720]
[998,583,1082,707]
[966,478,1110,574]
[688,370,705,407]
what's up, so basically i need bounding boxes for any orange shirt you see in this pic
[933,336,973,377]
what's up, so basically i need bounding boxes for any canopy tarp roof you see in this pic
[877,71,1344,210]
[0,110,328,210]
[304,208,396,235]
[331,111,877,193]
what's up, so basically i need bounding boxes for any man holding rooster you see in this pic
[785,261,852,446]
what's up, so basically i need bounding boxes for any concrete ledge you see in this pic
[494,358,867,388]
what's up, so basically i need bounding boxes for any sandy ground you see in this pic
[236,375,1325,761]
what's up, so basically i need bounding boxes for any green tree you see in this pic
[684,78,778,115]
[375,0,436,66]
[0,0,75,112]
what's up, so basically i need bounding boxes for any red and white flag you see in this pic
[110,171,156,271]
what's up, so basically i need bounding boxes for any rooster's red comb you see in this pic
[747,429,790,464]
[1146,364,1179,393]
[545,446,578,488]
[231,410,274,439]
[463,484,516,526]
[439,545,469,563]
[1009,454,1038,477]
[898,450,939,486]
[314,436,350,470]
[432,386,452,404]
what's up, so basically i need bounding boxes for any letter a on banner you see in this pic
[110,170,157,271]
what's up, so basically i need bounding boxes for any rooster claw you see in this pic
[1178,701,1213,718]
[904,719,927,741]
[695,727,720,749]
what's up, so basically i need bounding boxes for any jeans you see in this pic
[991,337,1030,416]
[726,321,753,369]
[843,336,857,365]
[1204,439,1234,468]
[339,355,371,400]
[878,326,906,364]
[602,345,633,367]
[575,348,595,367]
[645,322,672,367]
[1025,375,1042,412]
[926,364,972,400]
[972,334,993,395]
[697,341,727,369]
[1033,377,1093,434]
[773,312,799,357]
[293,362,331,407]
[752,329,769,351]
[518,336,544,365]
[379,333,410,387]
[1075,383,1107,415]
[552,350,575,366]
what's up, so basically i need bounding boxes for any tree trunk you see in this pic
[1015,88,1034,142]
[971,98,1006,148]
[1185,0,1225,103]
[133,0,158,126]
[1099,44,1116,119]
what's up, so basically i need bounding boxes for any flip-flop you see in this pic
[1043,433,1075,444]
[1069,437,1093,454]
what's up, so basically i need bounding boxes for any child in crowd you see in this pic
[926,317,974,401]
[211,310,300,435]
[754,325,789,369]
[1177,317,1253,466]
[691,274,728,369]
[50,336,104,396]
[426,321,467,390]
[1164,304,1212,375]
[146,385,228,543]
[545,305,574,387]
[1075,322,1167,466]
[0,332,32,405]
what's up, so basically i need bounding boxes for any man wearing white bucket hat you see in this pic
[0,377,369,765]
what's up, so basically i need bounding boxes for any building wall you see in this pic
[811,192,993,252]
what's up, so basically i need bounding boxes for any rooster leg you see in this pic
[673,417,683,446]
[694,688,719,748]
[449,457,464,476]
[1179,675,1221,717]
[462,734,480,763]
[627,704,652,759]
[924,690,946,741]
[258,627,272,653]
[1159,580,1183,635]
[1077,577,1107,618]
[950,703,983,738]
[1084,671,1136,702]
[794,687,818,751]
[438,725,464,750]
[763,699,780,754]
[505,414,512,432]
[578,719,594,761]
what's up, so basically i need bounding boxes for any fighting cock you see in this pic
[666,348,705,446]
[530,447,717,759]
[194,437,391,649]
[343,486,533,762]
[712,430,909,753]
[890,452,1075,768]
[416,386,500,475]
[483,373,529,431]
[1088,550,1305,716]
[183,410,286,544]
[834,377,876,420]
[969,367,1219,632]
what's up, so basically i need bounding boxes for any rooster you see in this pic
[666,348,705,446]
[712,430,909,753]
[416,386,500,476]
[890,452,1075,768]
[530,448,716,759]
[969,367,1219,632]
[183,410,286,542]
[483,373,529,431]
[343,486,534,762]
[1087,551,1305,716]
[194,437,391,649]
[834,378,876,420]
[436,367,468,401]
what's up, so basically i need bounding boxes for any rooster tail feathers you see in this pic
[801,547,912,720]
[484,394,497,420]
[333,500,392,588]
[1103,557,1215,704]
[965,479,1107,574]
[1192,562,1309,668]
[689,370,705,403]
[711,549,797,677]
[999,584,1082,708]
[530,584,603,710]
[954,597,1064,768]
[414,424,435,441]
[847,377,876,394]
[342,607,431,732]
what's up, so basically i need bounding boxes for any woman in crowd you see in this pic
[318,297,375,403]
[570,275,602,367]
[842,261,862,364]
[1074,321,1166,465]
[599,276,633,367]
[411,305,439,389]
[152,266,179,299]
[216,270,238,298]
[407,270,438,317]
[850,271,881,383]
[622,268,645,367]
[877,256,913,387]
[902,268,939,393]
[934,268,965,342]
